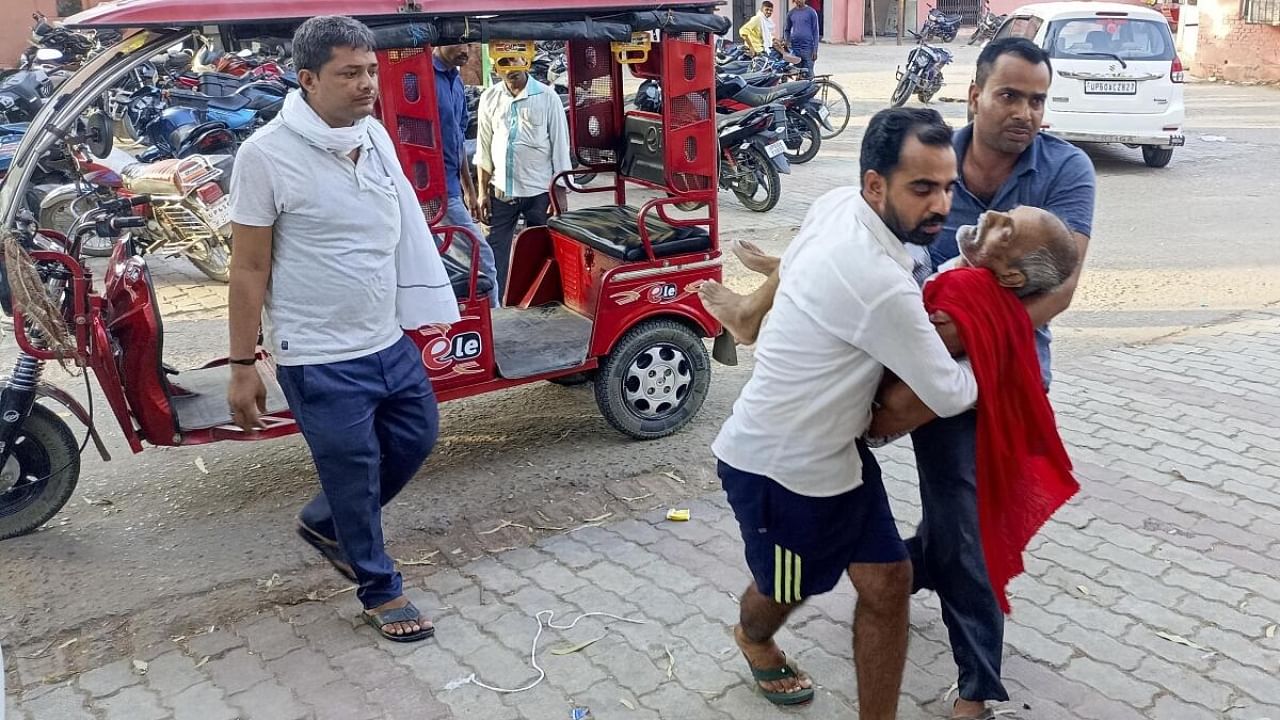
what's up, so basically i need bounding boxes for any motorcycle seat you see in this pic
[730,80,811,107]
[931,10,964,23]
[717,60,752,74]
[716,106,769,130]
[548,206,711,262]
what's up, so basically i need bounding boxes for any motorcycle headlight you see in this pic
[914,53,931,67]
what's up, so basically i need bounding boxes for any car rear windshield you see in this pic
[1045,17,1175,62]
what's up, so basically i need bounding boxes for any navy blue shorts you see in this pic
[719,442,908,605]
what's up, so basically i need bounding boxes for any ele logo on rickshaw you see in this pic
[0,0,736,541]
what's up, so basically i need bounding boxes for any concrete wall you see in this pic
[1192,0,1280,82]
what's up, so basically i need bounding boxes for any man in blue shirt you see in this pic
[433,44,499,307]
[894,38,1095,719]
[784,0,821,74]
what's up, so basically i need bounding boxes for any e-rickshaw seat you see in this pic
[547,206,711,262]
[440,253,495,299]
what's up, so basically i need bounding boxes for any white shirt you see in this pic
[712,188,979,497]
[761,14,776,50]
[231,120,403,366]
[475,78,572,199]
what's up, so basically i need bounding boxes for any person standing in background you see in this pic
[785,0,820,74]
[739,1,778,56]
[433,43,499,306]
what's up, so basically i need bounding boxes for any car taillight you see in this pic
[196,183,223,205]
[1171,56,1185,83]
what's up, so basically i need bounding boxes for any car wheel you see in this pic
[1142,146,1174,168]
[594,319,710,440]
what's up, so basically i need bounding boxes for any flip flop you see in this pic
[295,522,357,583]
[361,601,435,643]
[746,656,815,706]
[952,700,996,720]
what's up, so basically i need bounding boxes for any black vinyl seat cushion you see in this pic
[440,253,494,299]
[547,206,712,261]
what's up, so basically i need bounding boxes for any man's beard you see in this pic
[884,200,946,247]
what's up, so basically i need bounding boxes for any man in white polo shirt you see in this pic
[714,108,978,716]
[227,16,457,643]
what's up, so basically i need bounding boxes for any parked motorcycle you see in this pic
[38,115,235,281]
[969,5,1007,46]
[0,70,54,124]
[715,105,791,212]
[715,74,828,164]
[919,7,964,43]
[891,32,954,107]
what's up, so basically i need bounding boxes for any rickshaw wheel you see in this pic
[0,404,81,541]
[595,319,710,440]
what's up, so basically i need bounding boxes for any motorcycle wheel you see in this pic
[188,235,232,283]
[731,146,781,213]
[0,404,81,541]
[783,110,821,165]
[890,76,917,108]
[969,29,983,45]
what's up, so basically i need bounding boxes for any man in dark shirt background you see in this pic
[433,44,499,307]
[784,0,821,74]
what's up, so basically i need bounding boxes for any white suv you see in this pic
[995,2,1186,167]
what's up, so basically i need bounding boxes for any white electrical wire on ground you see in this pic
[450,610,649,695]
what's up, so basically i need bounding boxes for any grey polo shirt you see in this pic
[230,120,403,367]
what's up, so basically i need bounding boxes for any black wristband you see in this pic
[228,357,257,366]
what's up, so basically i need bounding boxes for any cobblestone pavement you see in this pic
[7,308,1280,719]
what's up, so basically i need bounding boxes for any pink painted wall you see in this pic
[826,0,866,43]
[1193,0,1280,82]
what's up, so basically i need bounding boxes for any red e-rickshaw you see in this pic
[0,0,730,540]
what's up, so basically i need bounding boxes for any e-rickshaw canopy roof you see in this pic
[67,0,727,31]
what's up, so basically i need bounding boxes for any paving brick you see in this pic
[579,561,646,597]
[76,658,141,698]
[539,536,601,570]
[169,681,238,720]
[306,683,381,720]
[142,649,208,697]
[295,615,370,657]
[205,648,273,695]
[21,685,93,720]
[366,683,453,720]
[499,681,571,719]
[608,521,667,546]
[1178,595,1269,637]
[523,560,589,596]
[1211,659,1280,706]
[1150,693,1221,720]
[468,558,533,596]
[239,612,306,661]
[1132,655,1233,712]
[98,685,168,720]
[1044,595,1133,638]
[423,568,478,598]
[1061,656,1160,707]
[1091,541,1170,578]
[1161,567,1251,605]
[541,647,609,696]
[267,647,343,698]
[665,645,739,695]
[1003,622,1075,668]
[187,630,246,659]
[1151,542,1234,577]
[591,639,667,696]
[620,584,697,627]
[1120,625,1214,671]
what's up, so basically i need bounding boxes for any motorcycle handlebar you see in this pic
[109,216,148,231]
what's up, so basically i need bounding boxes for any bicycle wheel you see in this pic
[815,78,851,139]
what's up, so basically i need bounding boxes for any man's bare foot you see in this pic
[734,240,780,276]
[369,596,432,637]
[953,698,991,719]
[734,624,813,697]
[698,280,764,345]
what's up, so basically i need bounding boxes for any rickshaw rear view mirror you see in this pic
[611,33,653,65]
[488,41,535,75]
[35,48,64,63]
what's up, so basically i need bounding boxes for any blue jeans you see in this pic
[792,43,816,75]
[907,410,1009,703]
[443,195,499,307]
[277,335,440,610]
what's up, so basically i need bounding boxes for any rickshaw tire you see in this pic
[595,319,711,441]
[0,404,81,541]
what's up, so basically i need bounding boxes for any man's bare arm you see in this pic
[227,223,273,431]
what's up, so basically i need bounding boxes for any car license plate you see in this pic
[765,140,786,158]
[818,106,830,120]
[1084,80,1137,95]
[205,196,232,228]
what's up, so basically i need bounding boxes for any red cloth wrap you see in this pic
[922,267,1079,613]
